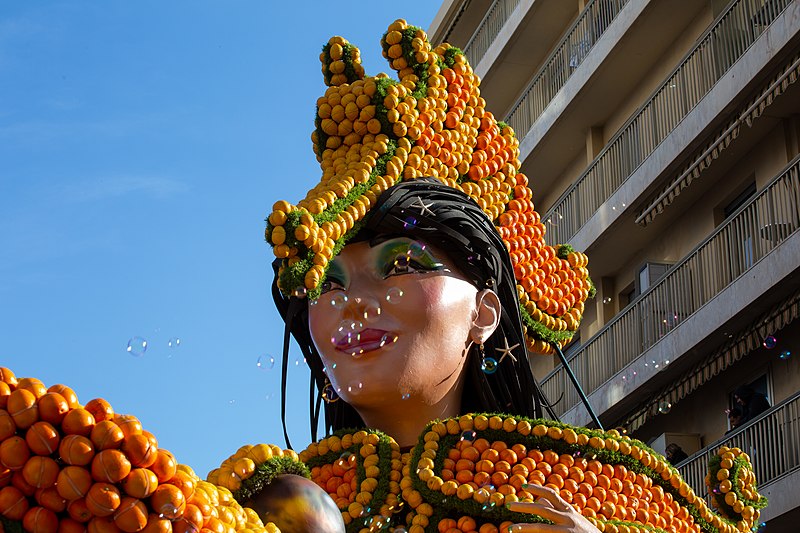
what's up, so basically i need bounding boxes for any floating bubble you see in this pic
[291,287,308,299]
[363,302,382,323]
[256,355,275,370]
[385,287,404,304]
[481,357,498,375]
[460,430,477,442]
[126,337,148,356]
[400,391,411,400]
[322,386,339,403]
[393,254,410,273]
[380,333,399,347]
[762,335,777,349]
[658,401,672,414]
[402,216,418,229]
[167,338,181,348]
[779,350,791,360]
[392,528,408,533]
[330,293,348,309]
[602,297,612,304]
[408,241,427,258]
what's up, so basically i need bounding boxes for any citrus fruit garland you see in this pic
[265,19,595,355]
[705,447,766,530]
[401,414,765,533]
[0,368,278,533]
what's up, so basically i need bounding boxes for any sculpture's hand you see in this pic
[506,484,601,532]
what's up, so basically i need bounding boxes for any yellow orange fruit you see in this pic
[114,416,143,439]
[121,468,158,499]
[26,421,61,456]
[141,514,172,533]
[91,420,125,451]
[121,434,156,468]
[37,392,70,425]
[62,408,96,437]
[60,434,96,466]
[56,465,93,501]
[92,449,132,484]
[86,482,122,517]
[7,388,39,429]
[150,484,185,519]
[16,378,48,400]
[150,450,177,483]
[84,399,115,422]
[114,496,148,533]
[47,385,80,409]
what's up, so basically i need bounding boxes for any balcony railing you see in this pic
[542,0,792,245]
[677,390,800,504]
[462,0,523,67]
[541,154,800,416]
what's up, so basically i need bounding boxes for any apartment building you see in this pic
[429,0,800,530]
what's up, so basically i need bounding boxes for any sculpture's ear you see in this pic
[320,36,365,87]
[470,289,502,345]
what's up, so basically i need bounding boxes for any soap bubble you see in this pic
[762,335,777,349]
[167,338,181,348]
[778,350,791,360]
[658,401,672,414]
[330,293,349,309]
[481,357,498,374]
[256,355,275,370]
[126,337,148,356]
[385,287,404,304]
[460,430,477,442]
[291,287,307,299]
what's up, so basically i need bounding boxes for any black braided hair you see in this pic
[272,178,556,448]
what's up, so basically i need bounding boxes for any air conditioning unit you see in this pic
[648,432,702,457]
[635,262,672,296]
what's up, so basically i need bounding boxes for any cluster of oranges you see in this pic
[298,430,403,530]
[401,414,761,533]
[705,447,764,532]
[0,368,273,533]
[207,444,300,494]
[266,19,593,354]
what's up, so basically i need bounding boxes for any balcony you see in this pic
[541,0,796,247]
[462,0,523,67]
[541,154,800,420]
[677,391,800,524]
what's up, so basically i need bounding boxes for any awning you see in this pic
[618,288,800,433]
[635,52,800,226]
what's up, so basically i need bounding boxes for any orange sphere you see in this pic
[47,385,79,409]
[0,485,30,520]
[67,497,93,523]
[58,517,88,533]
[88,516,124,533]
[0,435,30,471]
[24,505,60,533]
[59,435,96,466]
[91,421,125,451]
[26,421,61,456]
[114,497,148,533]
[92,450,132,484]
[121,435,156,468]
[0,467,12,489]
[121,469,158,499]
[62,408,96,437]
[150,484,185,520]
[141,514,172,533]
[12,470,37,496]
[84,399,115,423]
[16,378,48,400]
[7,388,39,429]
[22,456,60,489]
[150,450,177,483]
[35,486,67,513]
[0,382,11,410]
[37,393,70,425]
[167,471,196,501]
[56,466,93,501]
[0,410,16,441]
[0,368,18,387]
[113,416,142,439]
[86,482,122,517]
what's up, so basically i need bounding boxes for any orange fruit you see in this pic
[114,497,148,533]
[121,469,158,499]
[62,408,96,437]
[0,485,30,520]
[140,514,171,533]
[60,435,96,466]
[0,368,18,387]
[0,410,16,441]
[86,482,122,517]
[88,516,123,533]
[27,421,61,456]
[140,432,158,450]
[113,416,142,439]
[0,383,12,410]
[7,388,39,429]
[0,467,11,488]
[37,393,70,425]
[92,450,131,484]
[35,486,67,513]
[22,456,60,488]
[67,497,93,523]
[121,435,156,468]
[16,378,48,400]
[56,466,93,500]
[1,435,31,471]
[149,450,177,483]
[58,517,87,533]
[47,385,80,409]
[12,470,37,496]
[84,399,115,423]
[172,504,202,533]
[167,471,196,501]
[150,484,185,519]
[23,505,59,533]
[91,421,124,451]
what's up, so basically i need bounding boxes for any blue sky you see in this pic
[0,1,440,476]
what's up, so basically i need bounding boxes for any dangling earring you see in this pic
[322,379,340,403]
[479,342,499,375]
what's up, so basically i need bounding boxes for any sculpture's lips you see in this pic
[335,328,396,356]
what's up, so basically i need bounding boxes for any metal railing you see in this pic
[541,0,792,246]
[463,0,523,66]
[506,0,629,136]
[541,154,800,416]
[678,391,800,504]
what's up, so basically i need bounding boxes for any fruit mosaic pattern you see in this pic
[265,20,594,354]
[0,368,279,533]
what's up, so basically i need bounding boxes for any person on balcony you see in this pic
[733,385,771,424]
